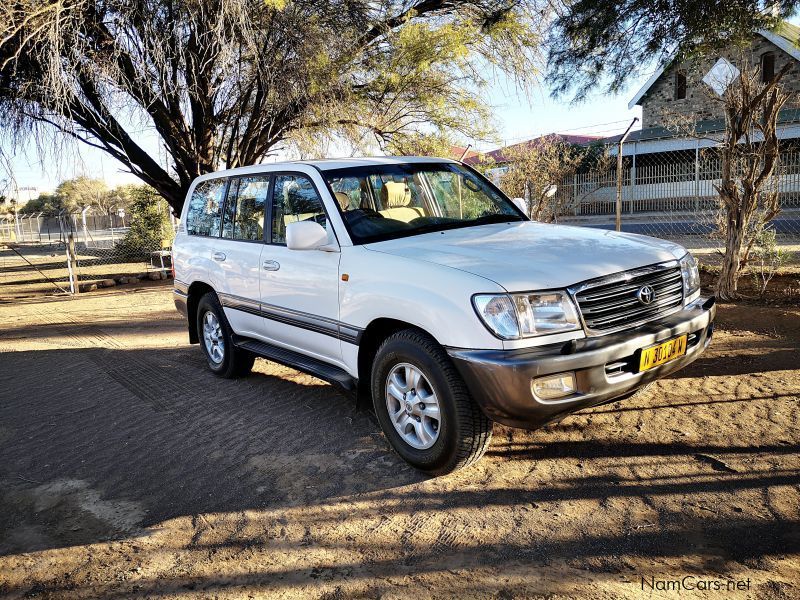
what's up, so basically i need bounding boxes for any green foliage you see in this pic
[547,0,798,100]
[115,186,173,261]
[53,177,108,212]
[750,228,789,297]
[18,177,136,216]
[384,131,465,158]
[18,192,65,215]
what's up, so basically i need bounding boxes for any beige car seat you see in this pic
[334,192,350,211]
[379,181,424,222]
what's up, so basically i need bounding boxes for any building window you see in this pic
[674,71,687,100]
[762,52,776,83]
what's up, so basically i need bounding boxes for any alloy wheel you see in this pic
[385,362,441,450]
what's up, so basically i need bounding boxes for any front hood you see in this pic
[365,221,686,291]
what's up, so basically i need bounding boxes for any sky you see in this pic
[3,78,644,201]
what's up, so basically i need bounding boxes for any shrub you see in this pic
[115,186,174,261]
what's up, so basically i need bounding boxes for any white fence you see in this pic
[560,150,800,219]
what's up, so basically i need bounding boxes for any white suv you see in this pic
[173,157,715,474]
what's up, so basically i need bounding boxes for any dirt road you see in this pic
[0,285,798,599]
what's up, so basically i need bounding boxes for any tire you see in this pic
[371,329,492,475]
[196,292,255,378]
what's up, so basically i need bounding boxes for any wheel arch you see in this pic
[356,317,439,409]
[186,281,217,344]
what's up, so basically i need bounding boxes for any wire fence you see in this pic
[549,148,800,256]
[0,208,175,298]
[3,148,800,298]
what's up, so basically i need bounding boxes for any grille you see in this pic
[574,265,684,332]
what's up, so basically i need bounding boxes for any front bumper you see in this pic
[447,296,716,430]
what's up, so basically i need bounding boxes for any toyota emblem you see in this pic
[637,285,655,305]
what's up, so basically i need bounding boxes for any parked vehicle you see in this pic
[172,157,715,474]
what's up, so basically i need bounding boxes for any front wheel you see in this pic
[196,292,255,378]
[371,329,492,474]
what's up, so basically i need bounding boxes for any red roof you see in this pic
[450,146,480,161]
[463,133,602,165]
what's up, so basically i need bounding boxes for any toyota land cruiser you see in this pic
[172,157,715,474]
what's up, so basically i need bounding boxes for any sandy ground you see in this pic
[0,286,798,599]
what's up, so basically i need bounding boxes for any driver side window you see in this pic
[271,175,327,245]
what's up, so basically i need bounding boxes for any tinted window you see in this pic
[186,179,225,236]
[221,176,269,241]
[271,175,327,244]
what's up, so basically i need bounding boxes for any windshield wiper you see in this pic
[469,213,524,225]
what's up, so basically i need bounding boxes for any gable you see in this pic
[628,27,800,109]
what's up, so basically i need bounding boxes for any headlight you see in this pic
[680,253,700,300]
[473,291,580,339]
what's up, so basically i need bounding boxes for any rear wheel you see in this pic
[371,329,492,474]
[196,292,255,378]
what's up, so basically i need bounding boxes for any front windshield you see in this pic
[322,162,525,244]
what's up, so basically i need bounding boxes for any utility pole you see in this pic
[616,117,639,232]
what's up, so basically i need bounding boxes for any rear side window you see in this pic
[221,176,269,241]
[271,175,327,244]
[186,179,226,236]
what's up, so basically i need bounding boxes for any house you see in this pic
[580,22,800,219]
[629,21,800,130]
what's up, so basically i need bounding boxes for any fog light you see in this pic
[531,372,577,401]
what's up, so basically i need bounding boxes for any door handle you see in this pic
[212,252,226,262]
[262,260,280,271]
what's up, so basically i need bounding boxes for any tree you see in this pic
[495,137,607,221]
[54,177,109,212]
[715,63,791,300]
[0,0,543,212]
[384,131,467,158]
[17,191,63,215]
[116,185,173,260]
[546,0,798,100]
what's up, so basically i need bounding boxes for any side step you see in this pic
[233,336,357,391]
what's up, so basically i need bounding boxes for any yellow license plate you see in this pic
[639,335,687,372]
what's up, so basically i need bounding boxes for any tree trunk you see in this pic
[717,206,746,300]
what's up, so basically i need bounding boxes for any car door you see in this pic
[208,175,270,340]
[179,177,227,296]
[260,172,343,365]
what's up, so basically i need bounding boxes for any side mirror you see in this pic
[286,221,329,250]
[511,197,528,214]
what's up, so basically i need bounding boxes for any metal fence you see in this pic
[3,149,800,298]
[0,211,131,246]
[553,148,800,250]
[0,207,174,298]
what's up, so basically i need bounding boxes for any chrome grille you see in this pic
[573,265,684,333]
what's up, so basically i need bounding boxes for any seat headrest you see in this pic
[334,192,350,210]
[381,181,411,208]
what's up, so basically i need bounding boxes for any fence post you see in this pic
[694,143,700,213]
[66,234,78,294]
[616,118,639,231]
[81,206,91,246]
[630,147,637,214]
